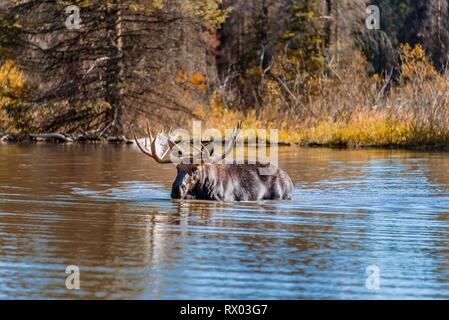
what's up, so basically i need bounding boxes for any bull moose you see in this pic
[134,122,293,201]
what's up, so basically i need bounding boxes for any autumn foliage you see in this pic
[0,60,29,133]
[1,1,449,147]
[201,44,449,147]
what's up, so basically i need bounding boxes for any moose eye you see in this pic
[190,167,198,174]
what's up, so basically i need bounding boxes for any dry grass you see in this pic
[2,43,448,147]
[198,44,449,148]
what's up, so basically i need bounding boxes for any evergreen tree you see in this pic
[281,0,325,75]
[3,0,228,135]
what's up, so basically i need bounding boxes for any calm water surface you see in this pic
[0,144,448,299]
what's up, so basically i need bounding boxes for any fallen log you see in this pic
[29,133,73,143]
[106,135,128,144]
[1,134,19,142]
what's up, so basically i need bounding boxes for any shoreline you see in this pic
[1,133,449,152]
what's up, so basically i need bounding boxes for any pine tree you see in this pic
[4,0,229,136]
[281,0,325,75]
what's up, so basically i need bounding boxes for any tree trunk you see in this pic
[104,4,124,136]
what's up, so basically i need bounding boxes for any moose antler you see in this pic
[209,121,242,164]
[134,122,242,164]
[134,123,183,163]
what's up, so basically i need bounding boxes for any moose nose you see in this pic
[171,185,186,199]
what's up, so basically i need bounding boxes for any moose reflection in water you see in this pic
[134,122,293,201]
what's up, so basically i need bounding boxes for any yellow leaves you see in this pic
[129,3,141,11]
[77,100,111,113]
[189,72,207,89]
[177,70,208,90]
[55,0,164,12]
[55,0,226,23]
[0,60,26,92]
[176,70,188,84]
[128,0,164,12]
[0,60,27,110]
[56,0,93,9]
[195,49,449,146]
[0,60,28,132]
[301,11,315,19]
[401,43,426,60]
[371,73,382,83]
[298,115,413,146]
[181,0,232,28]
[152,0,164,10]
[400,43,438,81]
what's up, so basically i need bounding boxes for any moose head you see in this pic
[134,122,242,199]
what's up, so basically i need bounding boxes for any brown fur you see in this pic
[171,162,293,201]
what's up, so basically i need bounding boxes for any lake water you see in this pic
[0,144,448,299]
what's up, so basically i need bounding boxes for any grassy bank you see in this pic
[1,43,448,150]
[197,44,449,149]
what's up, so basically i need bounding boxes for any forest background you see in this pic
[1,0,449,147]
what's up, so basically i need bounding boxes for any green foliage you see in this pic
[0,12,21,59]
[355,0,412,74]
[77,100,112,113]
[181,0,232,28]
[357,0,449,73]
[3,0,449,146]
[55,0,164,12]
[55,0,230,25]
[281,0,325,76]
